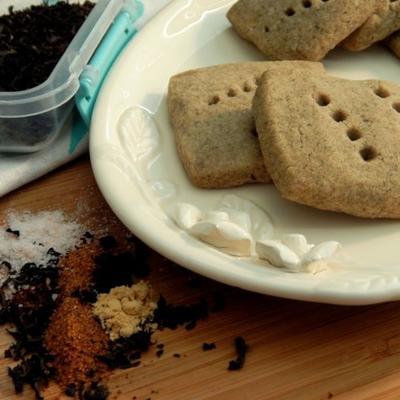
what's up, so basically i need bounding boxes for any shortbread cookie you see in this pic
[386,30,400,58]
[343,1,400,51]
[227,0,379,61]
[168,61,323,189]
[253,67,400,218]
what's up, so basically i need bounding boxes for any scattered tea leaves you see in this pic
[154,296,208,330]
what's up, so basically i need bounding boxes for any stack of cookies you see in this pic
[167,0,400,219]
[227,0,400,60]
[168,61,323,188]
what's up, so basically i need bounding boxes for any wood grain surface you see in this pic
[1,156,400,400]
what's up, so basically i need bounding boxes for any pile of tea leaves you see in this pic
[0,1,94,91]
[1,261,59,399]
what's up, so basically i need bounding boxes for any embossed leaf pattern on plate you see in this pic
[118,107,160,164]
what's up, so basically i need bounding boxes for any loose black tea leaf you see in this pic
[81,381,110,400]
[154,296,209,330]
[8,353,56,400]
[84,231,95,239]
[93,251,136,293]
[98,330,153,370]
[71,288,98,304]
[65,383,77,397]
[6,228,20,237]
[156,349,164,358]
[99,236,118,251]
[202,342,216,351]
[93,238,151,293]
[228,337,249,371]
[0,1,95,91]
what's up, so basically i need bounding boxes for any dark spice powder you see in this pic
[0,1,94,91]
[58,242,99,297]
[44,297,109,389]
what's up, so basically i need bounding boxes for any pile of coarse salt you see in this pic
[0,210,86,288]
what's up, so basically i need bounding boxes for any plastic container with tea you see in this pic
[0,0,141,153]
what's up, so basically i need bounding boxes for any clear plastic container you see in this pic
[0,0,142,153]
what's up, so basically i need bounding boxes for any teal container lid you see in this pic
[76,0,144,125]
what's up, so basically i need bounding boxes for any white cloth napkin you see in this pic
[0,0,172,197]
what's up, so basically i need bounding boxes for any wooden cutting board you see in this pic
[1,156,400,400]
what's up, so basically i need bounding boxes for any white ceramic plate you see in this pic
[90,0,400,305]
